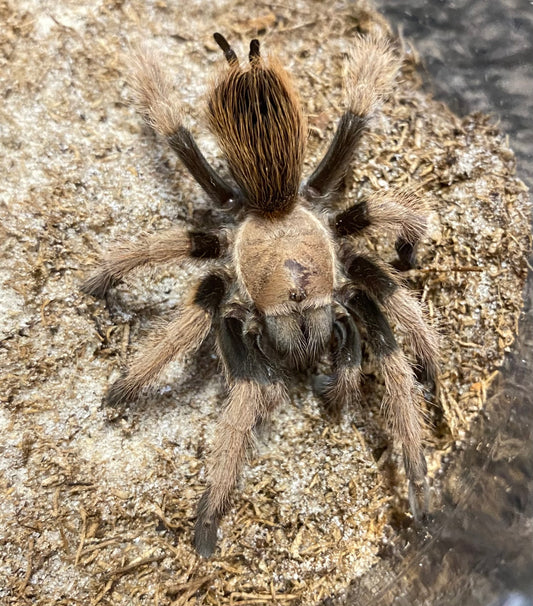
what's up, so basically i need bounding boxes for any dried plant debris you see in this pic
[0,0,530,604]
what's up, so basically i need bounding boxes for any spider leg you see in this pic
[393,238,419,272]
[130,47,239,207]
[213,32,238,65]
[313,310,362,419]
[105,273,226,407]
[304,35,400,201]
[346,289,429,519]
[334,188,428,269]
[249,38,260,62]
[304,112,366,202]
[81,228,224,298]
[194,313,287,557]
[343,251,439,377]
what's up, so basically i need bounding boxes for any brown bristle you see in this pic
[208,53,306,215]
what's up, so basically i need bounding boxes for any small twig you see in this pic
[75,507,88,565]
[103,554,165,581]
[415,266,484,273]
[229,591,299,603]
[17,538,35,597]
[166,575,212,605]
[91,579,114,606]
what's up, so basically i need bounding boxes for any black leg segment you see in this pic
[313,311,363,417]
[193,272,227,314]
[217,314,276,384]
[304,111,367,200]
[344,254,398,302]
[167,126,239,207]
[334,200,371,236]
[345,290,398,358]
[393,238,419,271]
[189,231,223,259]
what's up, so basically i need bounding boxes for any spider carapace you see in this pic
[82,32,439,557]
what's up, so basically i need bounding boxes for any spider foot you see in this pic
[311,374,342,421]
[80,271,117,299]
[392,239,419,271]
[105,376,134,409]
[311,373,329,399]
[100,379,130,421]
[194,489,221,558]
[408,476,430,522]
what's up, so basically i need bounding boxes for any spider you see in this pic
[82,32,439,557]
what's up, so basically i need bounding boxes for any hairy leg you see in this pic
[304,35,400,200]
[195,380,287,557]
[343,251,439,377]
[194,311,286,557]
[346,290,429,519]
[81,227,224,298]
[394,238,419,271]
[106,273,226,407]
[130,46,239,207]
[313,311,362,419]
[380,349,429,519]
[335,187,427,248]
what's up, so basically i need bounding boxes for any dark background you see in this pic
[334,2,533,605]
[378,0,533,187]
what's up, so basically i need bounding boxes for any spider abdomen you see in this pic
[207,55,306,214]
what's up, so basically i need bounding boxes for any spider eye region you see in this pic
[235,206,335,313]
[285,259,310,302]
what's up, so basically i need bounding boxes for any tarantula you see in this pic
[82,33,439,557]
